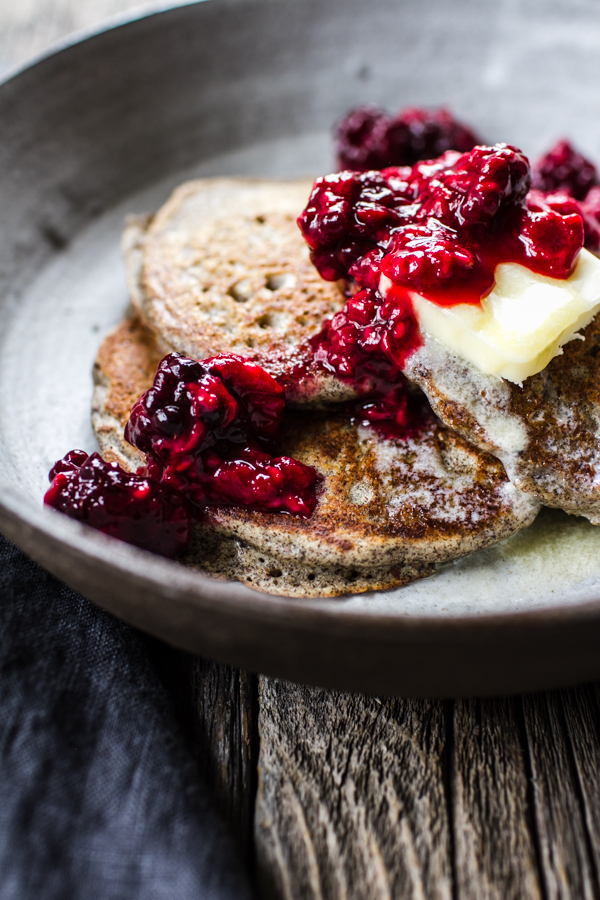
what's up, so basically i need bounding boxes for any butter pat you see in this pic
[382,249,600,383]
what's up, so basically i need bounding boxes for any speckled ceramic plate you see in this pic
[2,0,600,697]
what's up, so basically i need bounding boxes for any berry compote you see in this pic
[45,450,192,558]
[125,353,319,517]
[531,140,600,251]
[309,286,430,439]
[336,106,480,171]
[298,142,586,432]
[298,143,583,301]
[532,139,597,200]
[48,131,600,555]
[47,356,319,555]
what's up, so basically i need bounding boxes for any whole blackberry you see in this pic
[336,105,480,171]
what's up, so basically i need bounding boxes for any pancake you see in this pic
[92,315,160,471]
[403,315,600,523]
[125,177,354,406]
[202,411,539,570]
[92,318,540,590]
[181,528,429,599]
[92,318,431,596]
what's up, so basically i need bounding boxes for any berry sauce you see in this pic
[309,286,430,439]
[532,139,597,200]
[298,144,583,305]
[47,356,319,554]
[124,353,319,518]
[297,142,587,436]
[530,140,600,251]
[336,106,480,171]
[44,450,192,558]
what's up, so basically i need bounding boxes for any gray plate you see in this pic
[2,0,600,697]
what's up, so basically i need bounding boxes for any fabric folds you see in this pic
[0,536,252,900]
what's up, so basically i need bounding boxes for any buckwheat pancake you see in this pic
[181,528,430,599]
[92,317,431,596]
[92,315,162,472]
[125,177,354,406]
[203,412,540,570]
[403,316,600,523]
[92,317,540,593]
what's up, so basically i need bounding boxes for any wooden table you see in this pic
[4,4,600,898]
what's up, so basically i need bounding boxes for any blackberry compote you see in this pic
[125,353,319,517]
[336,105,480,171]
[298,142,585,423]
[532,140,597,200]
[299,143,583,306]
[531,140,600,251]
[47,355,320,555]
[308,285,430,439]
[45,450,192,558]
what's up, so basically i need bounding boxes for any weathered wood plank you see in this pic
[451,697,542,900]
[190,659,258,860]
[522,691,597,900]
[255,676,452,900]
[560,685,600,886]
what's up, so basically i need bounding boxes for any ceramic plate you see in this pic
[2,0,600,696]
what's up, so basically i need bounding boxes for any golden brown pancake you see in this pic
[404,316,600,524]
[92,316,160,471]
[181,528,430,599]
[204,410,540,570]
[92,318,540,594]
[92,318,432,596]
[125,178,355,406]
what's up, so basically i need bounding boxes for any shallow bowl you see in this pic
[2,0,600,697]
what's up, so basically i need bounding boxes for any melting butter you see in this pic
[382,248,600,383]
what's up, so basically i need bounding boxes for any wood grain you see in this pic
[522,691,597,900]
[564,685,600,888]
[256,686,600,900]
[452,698,542,900]
[255,677,452,900]
[190,659,258,861]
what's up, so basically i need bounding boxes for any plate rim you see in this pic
[0,0,211,88]
[4,483,600,633]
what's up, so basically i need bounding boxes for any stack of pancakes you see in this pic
[92,177,559,598]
